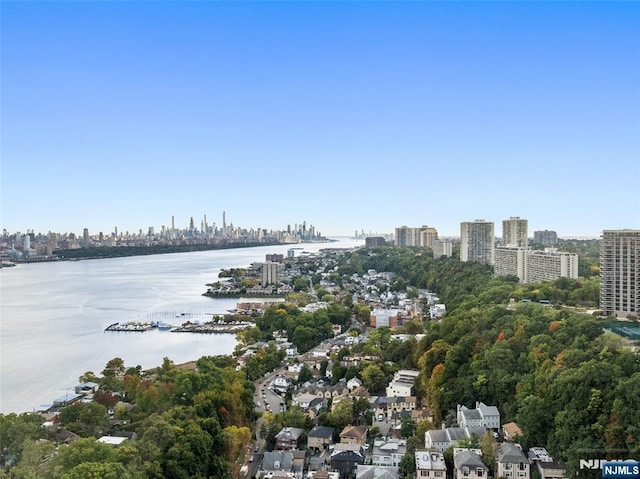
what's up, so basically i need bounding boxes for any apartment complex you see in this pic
[395,225,439,248]
[533,230,558,246]
[600,229,640,318]
[460,220,495,266]
[503,217,528,248]
[494,247,578,284]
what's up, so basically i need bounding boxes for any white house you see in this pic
[457,402,500,430]
[386,369,420,397]
[415,449,447,479]
[347,377,363,391]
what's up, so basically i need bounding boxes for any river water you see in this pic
[0,238,363,414]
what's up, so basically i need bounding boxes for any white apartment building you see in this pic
[525,249,578,284]
[415,450,447,479]
[494,247,526,282]
[494,248,578,284]
[433,240,453,259]
[461,220,495,266]
[502,217,528,248]
[600,229,640,318]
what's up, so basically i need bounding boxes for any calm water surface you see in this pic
[0,238,363,413]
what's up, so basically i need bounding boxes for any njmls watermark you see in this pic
[576,450,640,479]
[601,461,640,479]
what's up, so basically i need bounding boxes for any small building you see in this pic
[275,427,304,450]
[330,443,366,479]
[74,382,99,395]
[97,436,128,447]
[502,422,523,442]
[307,426,335,452]
[356,465,399,479]
[536,460,567,479]
[52,393,82,407]
[340,425,368,446]
[371,437,406,467]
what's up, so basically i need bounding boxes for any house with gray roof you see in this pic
[371,438,406,467]
[415,449,447,479]
[496,443,530,479]
[308,426,335,452]
[356,465,400,479]
[457,402,501,430]
[453,449,488,479]
[261,451,294,475]
[275,427,304,450]
[425,426,487,452]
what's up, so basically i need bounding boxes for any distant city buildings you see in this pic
[460,220,495,266]
[600,229,640,318]
[0,213,325,261]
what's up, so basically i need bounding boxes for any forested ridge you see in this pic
[335,247,639,473]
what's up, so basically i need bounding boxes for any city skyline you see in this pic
[2,2,639,237]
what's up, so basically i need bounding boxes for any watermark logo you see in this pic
[601,461,640,479]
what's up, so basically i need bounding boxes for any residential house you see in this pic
[275,427,304,450]
[502,422,523,442]
[425,426,487,452]
[373,396,417,420]
[261,451,294,477]
[457,402,501,430]
[453,449,488,479]
[340,426,368,446]
[386,370,420,397]
[308,426,335,452]
[536,461,567,479]
[356,465,400,479]
[74,382,99,395]
[273,375,294,392]
[415,450,447,479]
[371,437,406,467]
[330,443,366,479]
[347,377,363,391]
[496,443,530,479]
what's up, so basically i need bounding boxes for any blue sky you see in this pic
[2,1,639,238]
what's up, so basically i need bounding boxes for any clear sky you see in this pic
[2,1,639,238]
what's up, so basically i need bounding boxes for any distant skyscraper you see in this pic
[533,230,558,246]
[460,220,495,265]
[420,226,438,248]
[600,229,640,318]
[223,211,226,231]
[83,228,89,244]
[502,216,528,247]
[395,226,422,247]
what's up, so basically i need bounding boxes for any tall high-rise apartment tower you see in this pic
[460,220,495,265]
[503,216,528,248]
[600,229,640,318]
